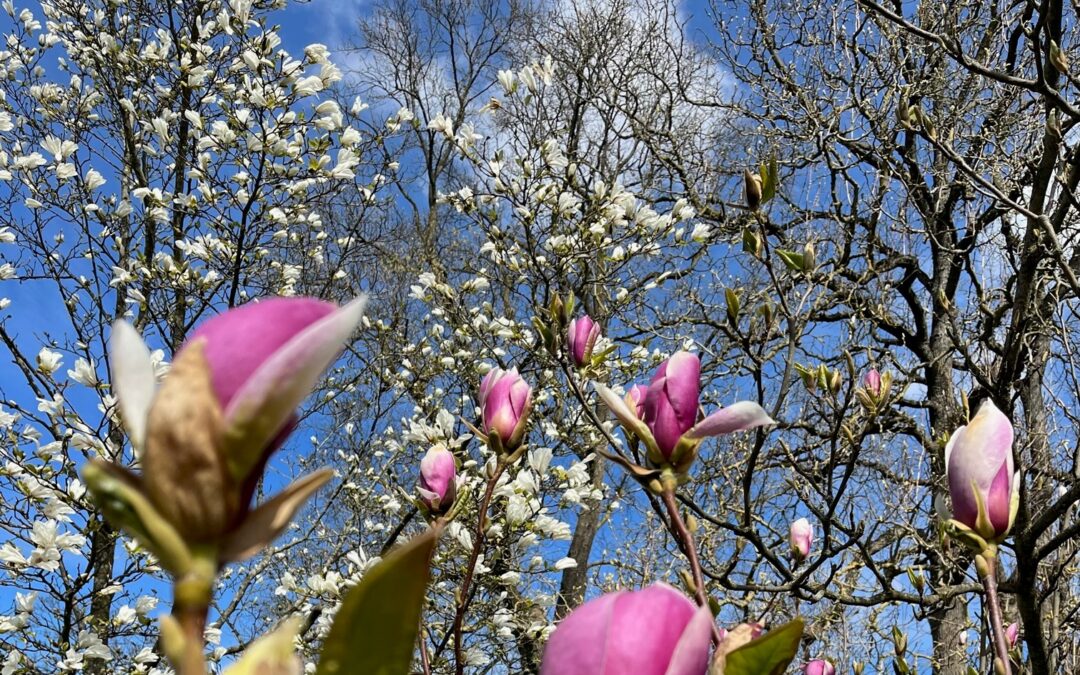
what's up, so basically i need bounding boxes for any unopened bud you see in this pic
[892,626,908,655]
[744,168,762,210]
[803,241,816,272]
[1050,40,1070,74]
[742,227,763,257]
[829,369,842,395]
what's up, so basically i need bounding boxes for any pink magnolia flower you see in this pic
[567,316,602,367]
[944,399,1019,540]
[863,369,882,396]
[540,584,713,675]
[593,352,773,471]
[644,352,702,456]
[105,296,364,560]
[804,659,835,675]
[789,517,813,560]
[479,367,532,450]
[1006,622,1020,648]
[417,445,457,514]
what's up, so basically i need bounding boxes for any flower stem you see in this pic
[168,553,216,675]
[661,487,723,646]
[451,460,506,674]
[977,553,1013,675]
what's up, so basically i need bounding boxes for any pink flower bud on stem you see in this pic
[89,296,364,675]
[479,367,532,454]
[804,659,836,675]
[595,352,773,476]
[417,445,457,516]
[789,517,813,561]
[567,315,601,368]
[944,399,1019,545]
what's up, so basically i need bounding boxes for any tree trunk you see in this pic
[555,454,605,619]
[84,519,117,675]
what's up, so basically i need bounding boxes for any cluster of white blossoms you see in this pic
[0,0,413,670]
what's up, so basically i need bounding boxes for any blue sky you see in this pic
[279,0,367,67]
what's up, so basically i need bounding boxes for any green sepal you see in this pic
[667,435,703,475]
[942,517,991,556]
[83,459,193,576]
[725,288,740,325]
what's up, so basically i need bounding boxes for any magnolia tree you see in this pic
[0,0,1077,673]
[0,0,392,671]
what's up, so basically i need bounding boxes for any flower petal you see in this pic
[219,469,333,562]
[110,321,158,453]
[539,591,621,675]
[595,382,653,444]
[657,352,701,430]
[608,584,699,674]
[687,401,774,439]
[986,460,1013,535]
[222,297,366,479]
[664,603,714,675]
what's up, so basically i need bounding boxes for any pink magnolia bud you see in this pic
[108,296,363,549]
[417,445,457,515]
[625,384,647,419]
[540,584,713,675]
[643,352,703,458]
[804,659,835,675]
[567,316,601,367]
[1006,622,1020,648]
[479,367,532,450]
[789,517,813,560]
[945,400,1019,540]
[863,369,882,396]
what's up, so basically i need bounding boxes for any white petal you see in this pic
[109,321,157,453]
[593,382,638,428]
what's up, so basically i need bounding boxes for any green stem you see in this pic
[168,551,216,675]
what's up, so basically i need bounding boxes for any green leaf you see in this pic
[724,619,803,675]
[761,155,778,204]
[316,528,439,675]
[775,249,805,272]
[725,288,741,325]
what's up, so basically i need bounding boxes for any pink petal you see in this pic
[658,352,701,429]
[625,385,647,419]
[663,604,714,675]
[186,297,338,408]
[863,369,881,395]
[220,298,366,475]
[687,401,774,439]
[986,460,1013,535]
[646,392,687,458]
[605,584,697,674]
[540,591,621,675]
